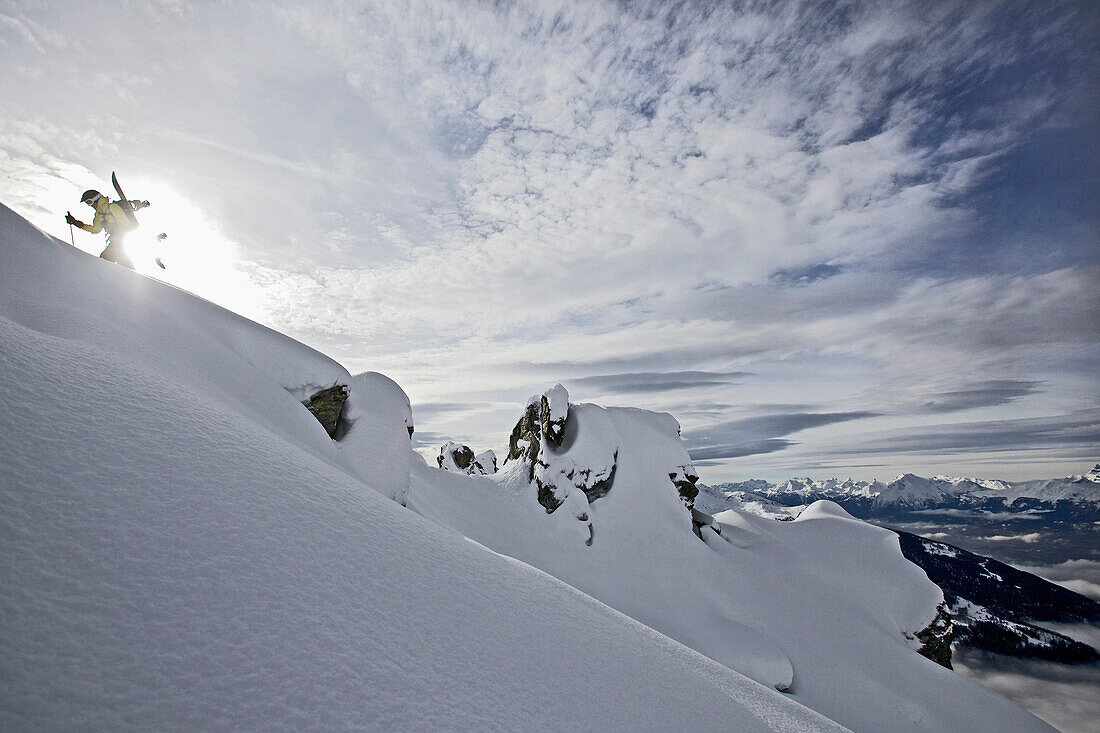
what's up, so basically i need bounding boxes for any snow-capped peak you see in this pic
[707,464,1100,508]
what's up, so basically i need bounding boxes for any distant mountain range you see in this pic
[701,464,1100,522]
[696,469,1100,666]
[893,530,1099,664]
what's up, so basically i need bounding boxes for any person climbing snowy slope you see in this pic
[65,185,149,269]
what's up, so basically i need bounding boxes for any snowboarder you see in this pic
[65,187,149,270]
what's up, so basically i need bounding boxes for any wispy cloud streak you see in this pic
[569,370,749,394]
[683,411,879,461]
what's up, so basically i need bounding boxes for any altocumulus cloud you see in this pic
[0,0,1097,480]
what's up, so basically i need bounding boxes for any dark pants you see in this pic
[100,238,135,270]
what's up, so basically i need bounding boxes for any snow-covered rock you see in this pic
[502,391,699,523]
[504,388,618,514]
[474,449,497,474]
[539,382,569,446]
[438,441,476,472]
[437,442,496,475]
[410,399,1052,731]
[337,370,414,505]
[532,403,619,512]
[505,396,541,466]
[669,463,701,508]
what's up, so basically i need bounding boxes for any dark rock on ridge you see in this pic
[503,386,618,515]
[670,465,700,509]
[303,385,349,439]
[540,385,568,447]
[507,401,542,478]
[440,443,475,471]
[535,451,619,513]
[438,442,497,476]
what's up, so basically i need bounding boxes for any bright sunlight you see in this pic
[120,177,268,322]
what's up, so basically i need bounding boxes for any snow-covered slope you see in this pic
[411,387,1052,732]
[0,204,842,731]
[0,204,1052,731]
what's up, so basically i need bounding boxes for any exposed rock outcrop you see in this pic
[540,383,569,447]
[503,385,618,515]
[507,399,542,476]
[438,442,497,476]
[440,442,475,471]
[669,464,700,509]
[302,384,349,439]
[535,449,619,514]
[502,387,701,546]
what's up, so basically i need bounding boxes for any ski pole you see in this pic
[69,223,76,248]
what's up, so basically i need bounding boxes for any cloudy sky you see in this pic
[2,0,1097,482]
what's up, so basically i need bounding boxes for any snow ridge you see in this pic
[0,204,1053,732]
[0,204,844,732]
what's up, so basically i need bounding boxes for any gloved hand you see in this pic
[65,212,81,226]
[133,200,150,210]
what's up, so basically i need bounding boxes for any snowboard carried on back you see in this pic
[111,171,141,227]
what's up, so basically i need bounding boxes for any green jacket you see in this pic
[79,197,135,239]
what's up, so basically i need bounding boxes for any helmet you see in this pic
[81,189,102,205]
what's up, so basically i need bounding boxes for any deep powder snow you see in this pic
[0,204,1053,732]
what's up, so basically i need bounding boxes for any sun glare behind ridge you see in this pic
[123,178,267,321]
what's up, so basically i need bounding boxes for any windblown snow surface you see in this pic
[0,204,1050,731]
